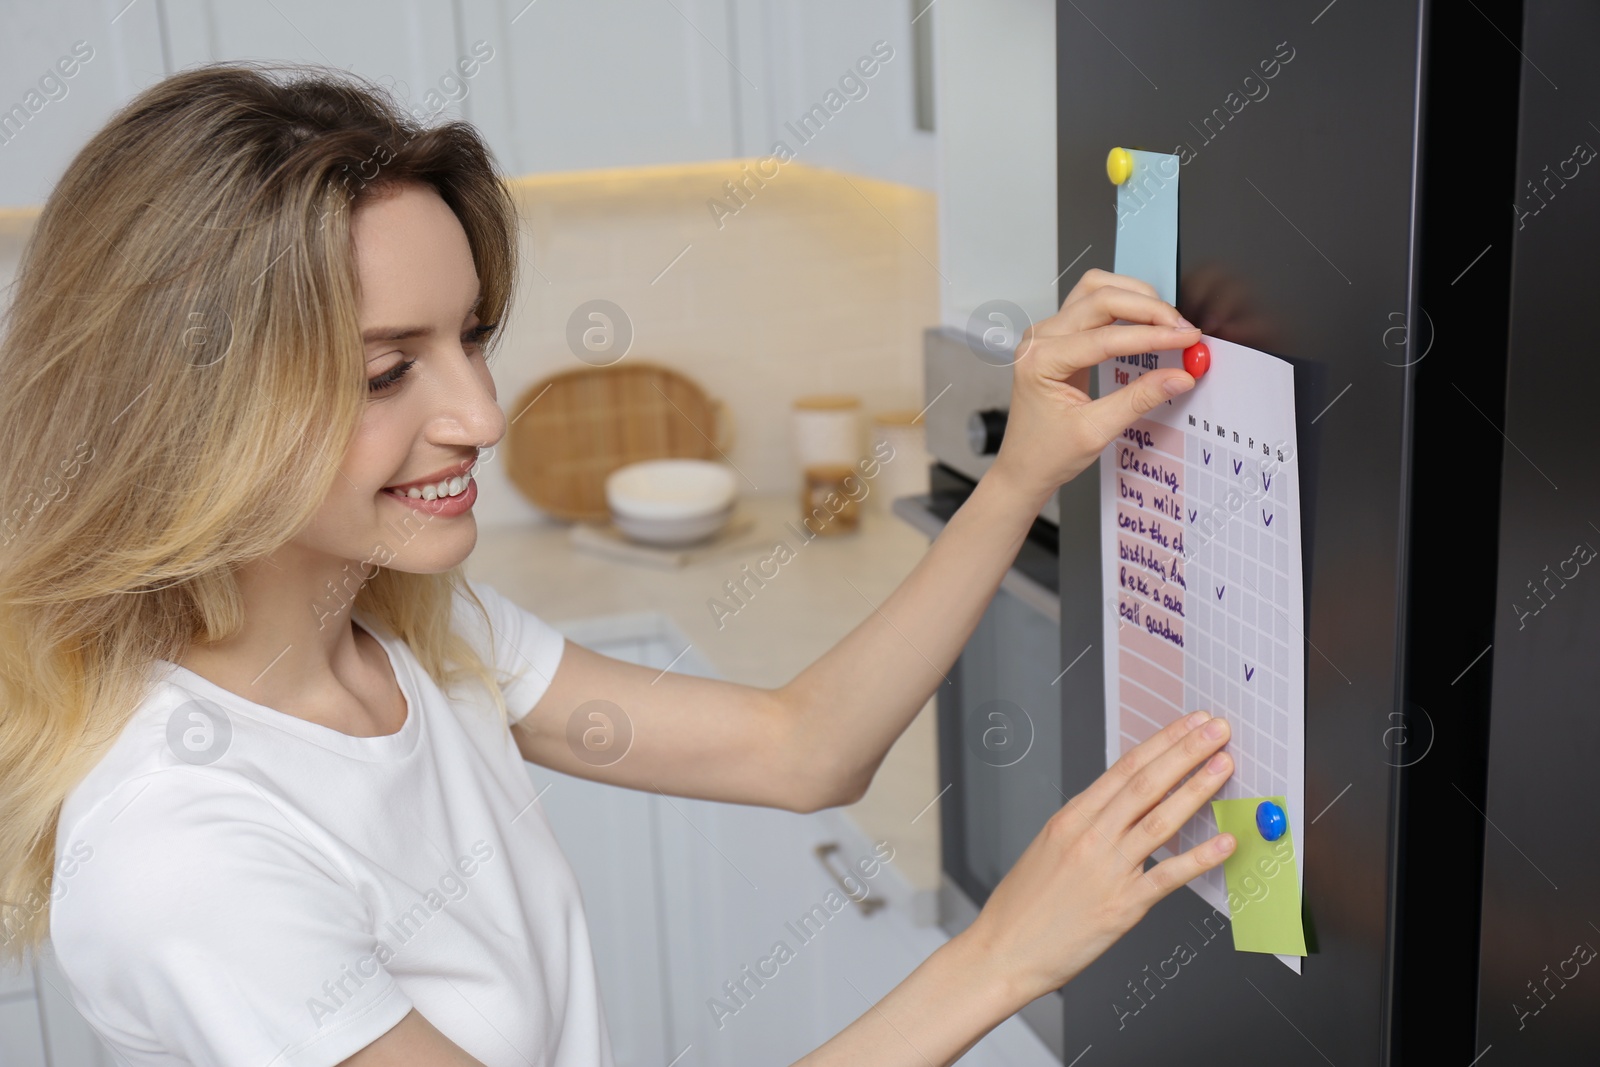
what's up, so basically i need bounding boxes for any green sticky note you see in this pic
[1210,797,1307,956]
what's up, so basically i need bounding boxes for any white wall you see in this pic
[933,0,1059,333]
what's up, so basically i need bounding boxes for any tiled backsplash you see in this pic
[493,161,937,529]
[0,162,938,531]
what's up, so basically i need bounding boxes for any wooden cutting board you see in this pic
[506,362,733,522]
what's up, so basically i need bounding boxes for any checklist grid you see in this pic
[1103,402,1304,916]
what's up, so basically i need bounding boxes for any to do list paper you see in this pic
[1095,336,1307,972]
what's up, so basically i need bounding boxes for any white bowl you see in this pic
[606,459,738,544]
[612,503,733,546]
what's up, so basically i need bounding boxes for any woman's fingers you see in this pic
[1123,749,1234,857]
[1139,834,1238,903]
[1079,712,1212,814]
[1078,360,1196,447]
[1028,322,1199,385]
[1099,716,1232,836]
[1059,268,1159,309]
[1074,710,1212,816]
[1036,283,1190,339]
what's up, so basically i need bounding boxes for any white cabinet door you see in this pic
[655,789,1057,1065]
[33,949,117,1067]
[529,613,724,1067]
[533,766,671,1067]
[458,0,738,178]
[0,951,117,1067]
[0,957,46,1067]
[655,795,858,1065]
[163,0,464,123]
[730,0,937,190]
[0,2,935,209]
[0,4,167,209]
[0,998,48,1067]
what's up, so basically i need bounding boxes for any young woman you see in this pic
[0,63,1231,1066]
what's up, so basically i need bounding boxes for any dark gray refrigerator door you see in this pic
[1054,1,1427,1062]
[1474,1,1600,1060]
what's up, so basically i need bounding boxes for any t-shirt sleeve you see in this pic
[51,771,413,1067]
[453,579,568,724]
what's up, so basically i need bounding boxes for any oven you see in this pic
[891,326,1068,1058]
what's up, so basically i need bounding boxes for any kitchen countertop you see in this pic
[465,493,945,911]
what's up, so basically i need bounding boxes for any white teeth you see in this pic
[395,468,473,501]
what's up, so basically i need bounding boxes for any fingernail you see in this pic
[1175,317,1195,328]
[1206,753,1230,773]
[1163,375,1193,397]
[1203,718,1227,739]
[1186,710,1211,728]
[1217,834,1236,855]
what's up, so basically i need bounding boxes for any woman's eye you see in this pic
[367,325,497,393]
[367,359,416,393]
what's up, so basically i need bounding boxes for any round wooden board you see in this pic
[506,362,730,522]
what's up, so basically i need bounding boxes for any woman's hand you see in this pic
[958,709,1236,1007]
[989,268,1201,505]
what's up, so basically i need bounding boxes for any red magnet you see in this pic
[1182,342,1211,379]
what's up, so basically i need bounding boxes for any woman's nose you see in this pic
[432,350,505,449]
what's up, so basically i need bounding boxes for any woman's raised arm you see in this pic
[512,269,1200,815]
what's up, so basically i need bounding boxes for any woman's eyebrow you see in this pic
[362,287,484,345]
[363,325,431,344]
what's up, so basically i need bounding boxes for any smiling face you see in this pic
[294,181,507,575]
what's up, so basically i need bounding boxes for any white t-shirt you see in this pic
[49,580,615,1067]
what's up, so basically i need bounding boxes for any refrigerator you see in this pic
[1046,1,1593,1062]
[1473,1,1600,1061]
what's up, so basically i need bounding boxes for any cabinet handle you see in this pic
[813,842,886,916]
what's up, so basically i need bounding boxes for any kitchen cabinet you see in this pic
[3,1,935,210]
[726,0,936,190]
[0,954,115,1067]
[532,613,690,1066]
[0,959,46,1067]
[536,612,1055,1066]
[461,0,934,187]
[33,952,116,1066]
[0,4,167,209]
[458,0,740,177]
[162,0,461,117]
[0,998,49,1067]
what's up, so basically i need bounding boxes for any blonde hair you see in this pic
[0,62,521,960]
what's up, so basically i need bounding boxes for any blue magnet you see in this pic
[1255,800,1287,842]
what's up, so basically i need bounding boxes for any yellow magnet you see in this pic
[1106,147,1133,185]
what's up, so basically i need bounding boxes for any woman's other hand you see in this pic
[959,709,1235,1006]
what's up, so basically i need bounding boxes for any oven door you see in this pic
[892,464,1067,1058]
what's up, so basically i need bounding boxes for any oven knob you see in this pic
[967,408,1007,455]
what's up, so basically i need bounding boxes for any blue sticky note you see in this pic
[1111,149,1180,306]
